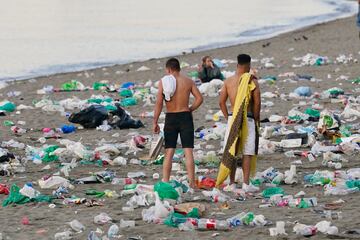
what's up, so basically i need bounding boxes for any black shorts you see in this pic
[164,111,194,149]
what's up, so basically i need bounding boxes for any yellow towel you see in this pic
[216,73,258,187]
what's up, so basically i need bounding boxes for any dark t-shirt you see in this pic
[198,65,224,83]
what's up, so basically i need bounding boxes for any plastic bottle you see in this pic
[197,219,229,230]
[303,197,317,207]
[108,224,119,237]
[127,172,146,178]
[178,220,195,231]
[227,212,254,226]
[227,212,245,227]
[111,178,137,186]
[271,173,284,185]
[288,198,301,208]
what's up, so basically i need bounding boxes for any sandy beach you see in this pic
[0,16,360,240]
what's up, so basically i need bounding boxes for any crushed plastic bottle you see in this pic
[197,218,229,230]
[227,212,254,227]
[108,224,120,238]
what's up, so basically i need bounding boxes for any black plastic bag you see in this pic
[68,105,108,128]
[109,103,144,129]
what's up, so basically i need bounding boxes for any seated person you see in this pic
[198,56,224,83]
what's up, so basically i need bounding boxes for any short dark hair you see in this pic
[166,58,181,71]
[237,54,251,65]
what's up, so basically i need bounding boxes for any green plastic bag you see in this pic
[310,176,330,185]
[164,208,200,227]
[327,87,344,97]
[153,154,164,165]
[346,180,360,190]
[85,189,105,198]
[250,178,263,187]
[42,145,59,163]
[241,212,255,225]
[304,108,320,118]
[105,105,117,111]
[0,102,16,112]
[3,120,14,126]
[297,198,309,209]
[2,184,52,207]
[123,184,137,190]
[263,75,277,81]
[188,71,199,78]
[88,98,103,104]
[93,82,108,90]
[323,115,334,128]
[120,97,137,107]
[262,187,285,198]
[154,181,179,200]
[351,77,360,84]
[168,180,188,194]
[119,89,133,97]
[340,125,351,137]
[61,80,79,91]
[2,184,30,207]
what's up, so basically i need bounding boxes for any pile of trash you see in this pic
[1,53,360,239]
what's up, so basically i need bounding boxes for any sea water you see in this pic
[0,0,357,81]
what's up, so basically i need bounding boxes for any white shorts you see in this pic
[222,116,256,156]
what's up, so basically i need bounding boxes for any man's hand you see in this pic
[153,123,160,134]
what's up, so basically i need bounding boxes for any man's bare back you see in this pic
[223,74,255,111]
[165,75,194,113]
[223,75,240,112]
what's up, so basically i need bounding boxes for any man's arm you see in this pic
[252,79,261,123]
[153,80,164,133]
[189,81,203,112]
[219,83,229,120]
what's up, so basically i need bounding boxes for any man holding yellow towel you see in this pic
[217,54,261,192]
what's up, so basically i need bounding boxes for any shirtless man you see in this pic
[153,58,203,188]
[219,54,261,191]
